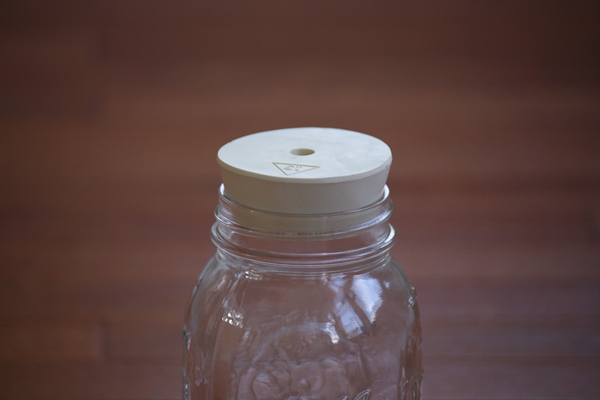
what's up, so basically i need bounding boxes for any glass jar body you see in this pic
[183,186,422,400]
[183,251,422,400]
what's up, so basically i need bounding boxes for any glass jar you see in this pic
[183,128,422,400]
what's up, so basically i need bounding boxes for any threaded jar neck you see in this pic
[211,185,395,265]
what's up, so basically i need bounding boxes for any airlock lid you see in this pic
[217,127,392,214]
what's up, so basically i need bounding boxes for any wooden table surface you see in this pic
[1,1,599,399]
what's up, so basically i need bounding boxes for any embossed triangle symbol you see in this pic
[273,162,320,176]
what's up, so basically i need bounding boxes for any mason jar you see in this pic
[183,128,422,400]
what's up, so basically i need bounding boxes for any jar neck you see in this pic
[211,185,395,266]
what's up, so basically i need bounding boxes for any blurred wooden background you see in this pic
[1,1,599,398]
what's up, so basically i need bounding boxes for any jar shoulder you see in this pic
[185,252,420,347]
[187,253,418,321]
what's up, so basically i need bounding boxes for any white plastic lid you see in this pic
[217,127,392,214]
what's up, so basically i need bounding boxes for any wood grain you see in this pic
[1,1,599,398]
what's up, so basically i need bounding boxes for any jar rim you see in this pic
[216,184,393,234]
[211,185,395,264]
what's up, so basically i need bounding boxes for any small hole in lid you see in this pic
[290,148,315,156]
